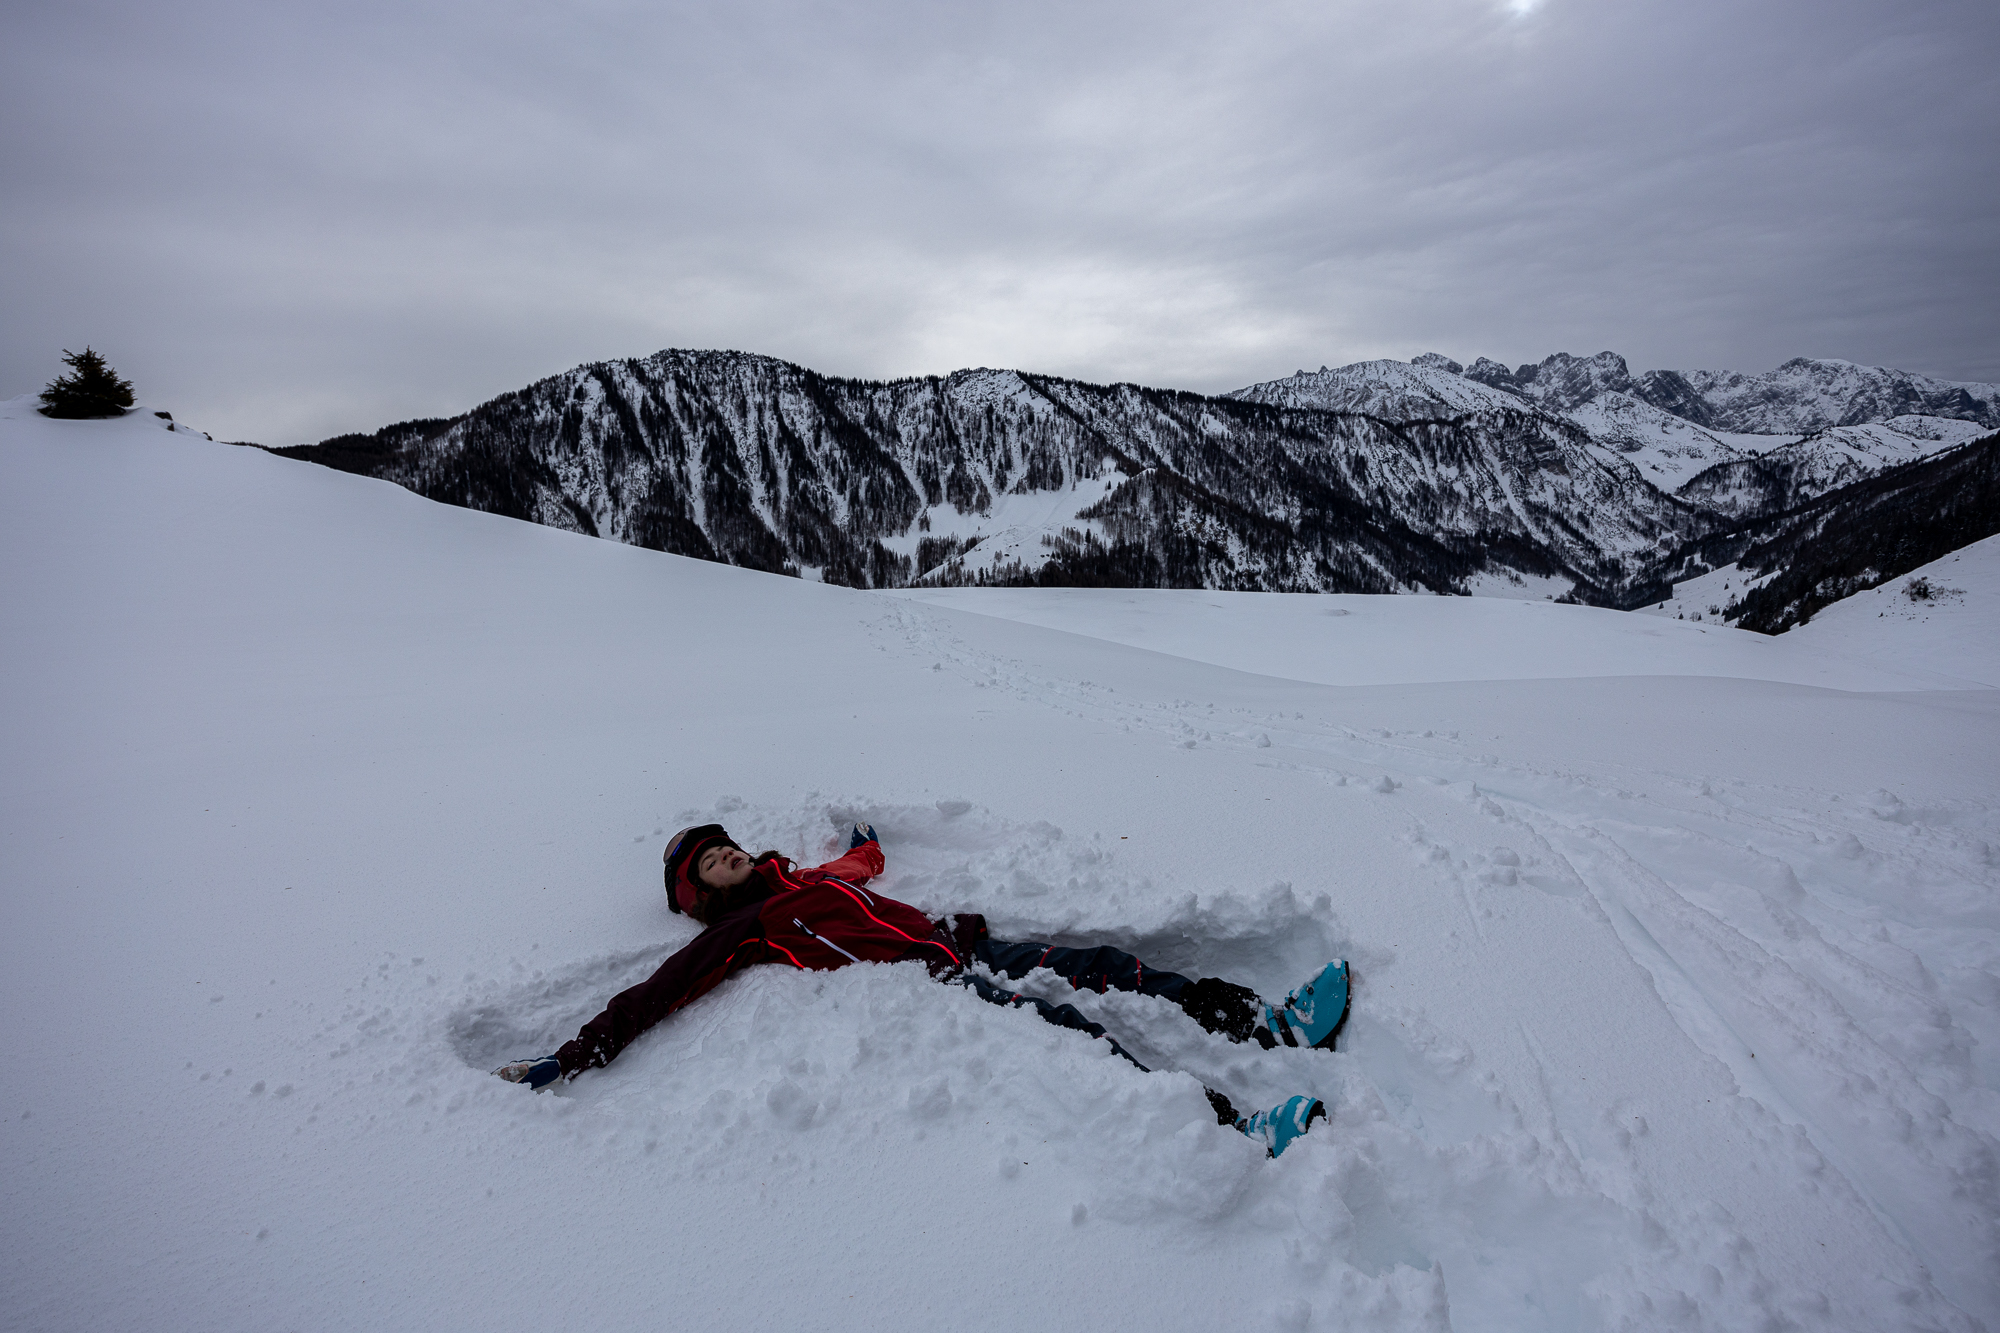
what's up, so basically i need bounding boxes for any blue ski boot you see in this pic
[494,1056,563,1090]
[1261,959,1350,1051]
[1236,1094,1327,1158]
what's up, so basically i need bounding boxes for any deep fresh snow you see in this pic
[4,400,1998,1332]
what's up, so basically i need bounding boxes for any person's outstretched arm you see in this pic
[496,900,770,1087]
[812,822,883,884]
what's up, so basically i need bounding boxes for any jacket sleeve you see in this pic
[811,841,885,885]
[553,907,765,1075]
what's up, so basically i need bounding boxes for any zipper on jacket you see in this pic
[793,917,863,965]
[828,876,875,907]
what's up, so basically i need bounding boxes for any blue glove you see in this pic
[495,1056,563,1090]
[849,822,877,850]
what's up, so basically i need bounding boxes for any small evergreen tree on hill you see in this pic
[39,347,135,419]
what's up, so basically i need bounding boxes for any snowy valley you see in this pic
[4,399,1996,1332]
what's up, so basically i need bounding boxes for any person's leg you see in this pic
[954,970,1150,1069]
[941,914,1328,1054]
[975,935,1193,1002]
[973,929,1269,1044]
[946,969,1333,1153]
[950,971,1244,1122]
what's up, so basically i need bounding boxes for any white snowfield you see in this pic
[891,585,1991,691]
[4,399,1998,1333]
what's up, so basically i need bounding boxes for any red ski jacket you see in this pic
[554,842,964,1076]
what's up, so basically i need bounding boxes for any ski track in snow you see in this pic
[4,407,1997,1333]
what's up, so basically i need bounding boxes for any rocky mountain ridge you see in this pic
[275,350,1713,602]
[1235,354,1991,511]
[1435,350,1999,432]
[268,347,1991,619]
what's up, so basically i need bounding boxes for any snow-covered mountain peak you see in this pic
[1410,352,1463,374]
[1403,348,1998,435]
[1519,351,1638,410]
[1229,358,1530,419]
[942,366,1047,412]
[1225,350,1993,511]
[1684,357,2000,433]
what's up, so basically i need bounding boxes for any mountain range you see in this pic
[1239,353,1993,510]
[269,349,1998,622]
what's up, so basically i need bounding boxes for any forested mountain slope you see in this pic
[268,348,1992,615]
[274,350,1707,601]
[1653,431,2000,632]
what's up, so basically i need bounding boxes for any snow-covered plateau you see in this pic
[4,402,1997,1332]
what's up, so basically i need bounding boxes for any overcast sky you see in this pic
[4,0,1996,444]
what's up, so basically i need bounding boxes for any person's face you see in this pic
[697,844,754,891]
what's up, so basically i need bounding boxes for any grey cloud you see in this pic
[3,0,1995,443]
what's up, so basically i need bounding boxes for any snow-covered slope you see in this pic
[1656,431,2000,634]
[1787,534,2000,686]
[1559,392,1768,490]
[5,403,1998,1332]
[1630,561,1773,628]
[892,586,1979,690]
[1677,417,1990,519]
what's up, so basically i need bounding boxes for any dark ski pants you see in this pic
[974,937,1193,1007]
[931,918,1241,1123]
[949,933,1191,1072]
[953,969,1157,1070]
[948,933,1252,1121]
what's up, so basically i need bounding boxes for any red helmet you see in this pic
[661,823,741,914]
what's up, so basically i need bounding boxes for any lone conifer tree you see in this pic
[39,347,135,419]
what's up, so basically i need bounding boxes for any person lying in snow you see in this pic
[496,822,1350,1157]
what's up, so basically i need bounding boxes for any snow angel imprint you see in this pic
[496,822,1352,1156]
